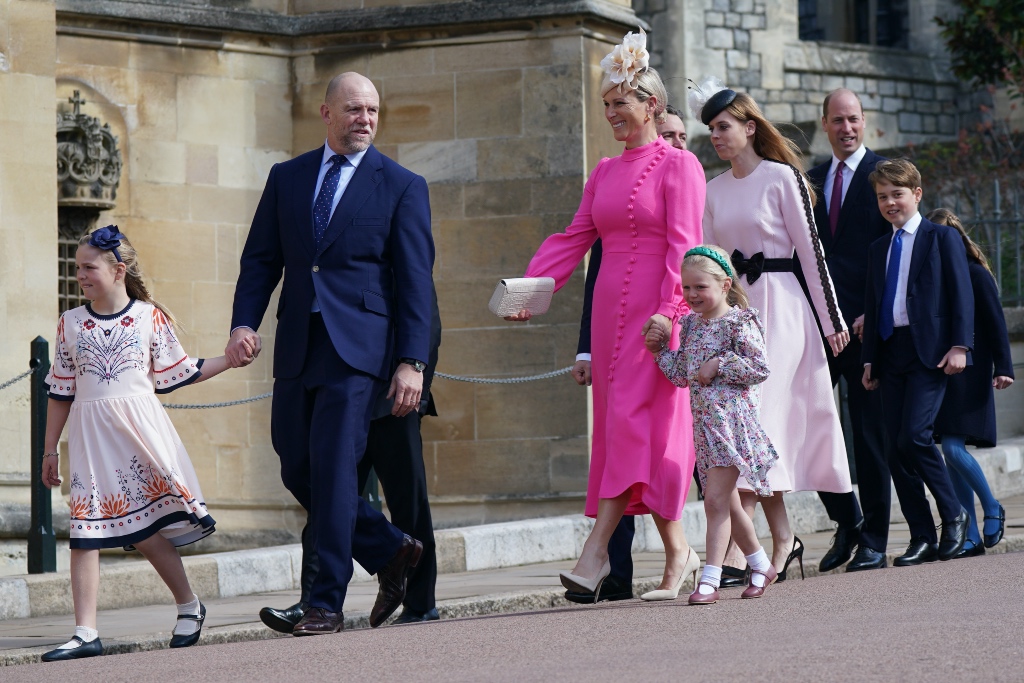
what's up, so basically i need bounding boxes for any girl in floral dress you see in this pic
[646,245,779,604]
[39,226,253,662]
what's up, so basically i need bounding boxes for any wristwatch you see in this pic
[400,358,426,373]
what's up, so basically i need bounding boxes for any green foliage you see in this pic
[936,0,1024,99]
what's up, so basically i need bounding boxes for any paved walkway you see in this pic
[2,493,1022,667]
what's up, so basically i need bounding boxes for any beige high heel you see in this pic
[559,560,612,603]
[640,547,701,601]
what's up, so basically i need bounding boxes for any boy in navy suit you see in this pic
[861,159,972,563]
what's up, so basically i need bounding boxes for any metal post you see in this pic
[28,336,56,574]
[361,468,383,513]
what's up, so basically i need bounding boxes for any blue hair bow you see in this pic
[89,225,127,262]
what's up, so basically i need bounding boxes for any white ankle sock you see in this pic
[698,565,722,594]
[173,595,202,636]
[744,548,772,587]
[57,625,98,650]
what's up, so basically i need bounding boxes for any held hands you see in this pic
[42,454,61,489]
[571,360,593,386]
[644,324,668,354]
[937,347,967,375]
[226,327,261,368]
[387,364,424,417]
[994,376,1014,390]
[852,314,865,342]
[862,365,879,391]
[697,357,720,386]
[641,314,672,346]
[826,329,850,357]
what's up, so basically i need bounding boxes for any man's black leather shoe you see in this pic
[393,607,440,624]
[259,602,307,634]
[818,521,863,573]
[719,565,748,588]
[938,507,969,561]
[893,538,939,566]
[845,545,887,572]
[564,575,632,604]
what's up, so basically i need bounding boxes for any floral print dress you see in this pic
[656,307,778,496]
[45,299,215,550]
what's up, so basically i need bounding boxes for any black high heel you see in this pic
[776,536,805,582]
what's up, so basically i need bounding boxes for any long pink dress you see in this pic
[525,136,705,520]
[703,159,852,494]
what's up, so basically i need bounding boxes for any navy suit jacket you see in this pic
[231,144,435,381]
[862,217,974,375]
[576,240,602,355]
[809,149,891,328]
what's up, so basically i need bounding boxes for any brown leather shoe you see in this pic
[687,582,720,605]
[292,607,344,636]
[740,565,778,599]
[370,535,424,628]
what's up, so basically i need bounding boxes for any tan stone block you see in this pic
[0,72,55,124]
[7,0,55,77]
[463,179,532,218]
[456,69,522,139]
[129,140,187,185]
[0,161,58,225]
[191,281,237,335]
[547,134,583,176]
[398,140,476,184]
[378,73,454,145]
[218,146,290,190]
[435,39,553,73]
[255,82,292,152]
[436,215,548,277]
[475,379,586,440]
[224,51,290,84]
[130,182,190,221]
[421,378,474,442]
[549,436,589,493]
[57,35,128,69]
[367,48,435,78]
[178,76,255,147]
[427,182,463,221]
[133,70,178,139]
[130,42,221,77]
[432,439,550,496]
[523,64,583,137]
[476,137,547,181]
[532,175,585,214]
[215,224,242,284]
[440,327,558,378]
[130,220,216,283]
[187,144,219,185]
[190,186,260,225]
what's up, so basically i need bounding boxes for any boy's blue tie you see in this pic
[313,154,344,248]
[878,228,905,340]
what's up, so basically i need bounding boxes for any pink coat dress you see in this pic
[704,159,852,494]
[525,137,705,520]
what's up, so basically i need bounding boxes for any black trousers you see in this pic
[607,515,636,583]
[879,328,963,543]
[817,335,895,552]
[298,410,437,612]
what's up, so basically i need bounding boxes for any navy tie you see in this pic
[313,154,344,248]
[878,228,905,341]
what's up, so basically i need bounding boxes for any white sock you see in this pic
[173,595,202,636]
[57,625,98,650]
[698,565,722,594]
[744,547,772,587]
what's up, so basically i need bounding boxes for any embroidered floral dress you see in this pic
[45,300,215,550]
[656,307,777,496]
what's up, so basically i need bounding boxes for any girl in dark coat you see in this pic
[929,209,1016,556]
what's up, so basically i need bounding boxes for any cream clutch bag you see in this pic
[488,277,556,317]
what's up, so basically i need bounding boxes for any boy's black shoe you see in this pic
[845,546,887,572]
[938,507,969,560]
[893,538,938,566]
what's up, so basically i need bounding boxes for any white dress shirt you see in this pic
[824,144,867,214]
[885,211,922,329]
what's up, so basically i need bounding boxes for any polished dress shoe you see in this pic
[845,546,887,572]
[41,637,103,662]
[169,602,206,648]
[719,565,747,589]
[564,575,632,604]
[983,504,1005,548]
[293,607,344,635]
[370,535,424,628]
[893,538,939,566]
[392,607,440,624]
[259,601,307,634]
[938,507,969,561]
[741,565,778,599]
[955,540,986,559]
[818,521,863,573]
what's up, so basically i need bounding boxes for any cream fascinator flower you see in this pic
[600,27,650,95]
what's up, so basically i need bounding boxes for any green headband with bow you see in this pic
[684,246,733,278]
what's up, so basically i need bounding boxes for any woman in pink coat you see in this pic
[508,30,706,600]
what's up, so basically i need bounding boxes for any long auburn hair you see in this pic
[722,92,815,206]
[926,208,994,278]
[78,229,182,330]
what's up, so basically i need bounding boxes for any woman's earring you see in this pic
[644,115,650,123]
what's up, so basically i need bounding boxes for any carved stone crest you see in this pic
[56,90,122,212]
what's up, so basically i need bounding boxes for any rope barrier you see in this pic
[0,368,35,393]
[162,391,273,410]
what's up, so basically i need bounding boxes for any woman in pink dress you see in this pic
[508,30,705,599]
[694,83,852,573]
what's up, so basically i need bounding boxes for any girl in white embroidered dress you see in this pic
[39,226,254,662]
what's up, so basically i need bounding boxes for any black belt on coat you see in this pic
[731,249,796,285]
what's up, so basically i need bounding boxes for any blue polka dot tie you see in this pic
[313,155,344,248]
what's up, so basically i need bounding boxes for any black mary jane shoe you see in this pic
[955,541,986,559]
[776,536,805,583]
[169,603,206,648]
[983,504,1005,548]
[41,636,104,662]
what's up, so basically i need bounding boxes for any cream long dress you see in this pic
[703,159,852,494]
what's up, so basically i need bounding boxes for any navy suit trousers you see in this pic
[879,327,963,542]
[272,313,403,612]
[608,516,635,584]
